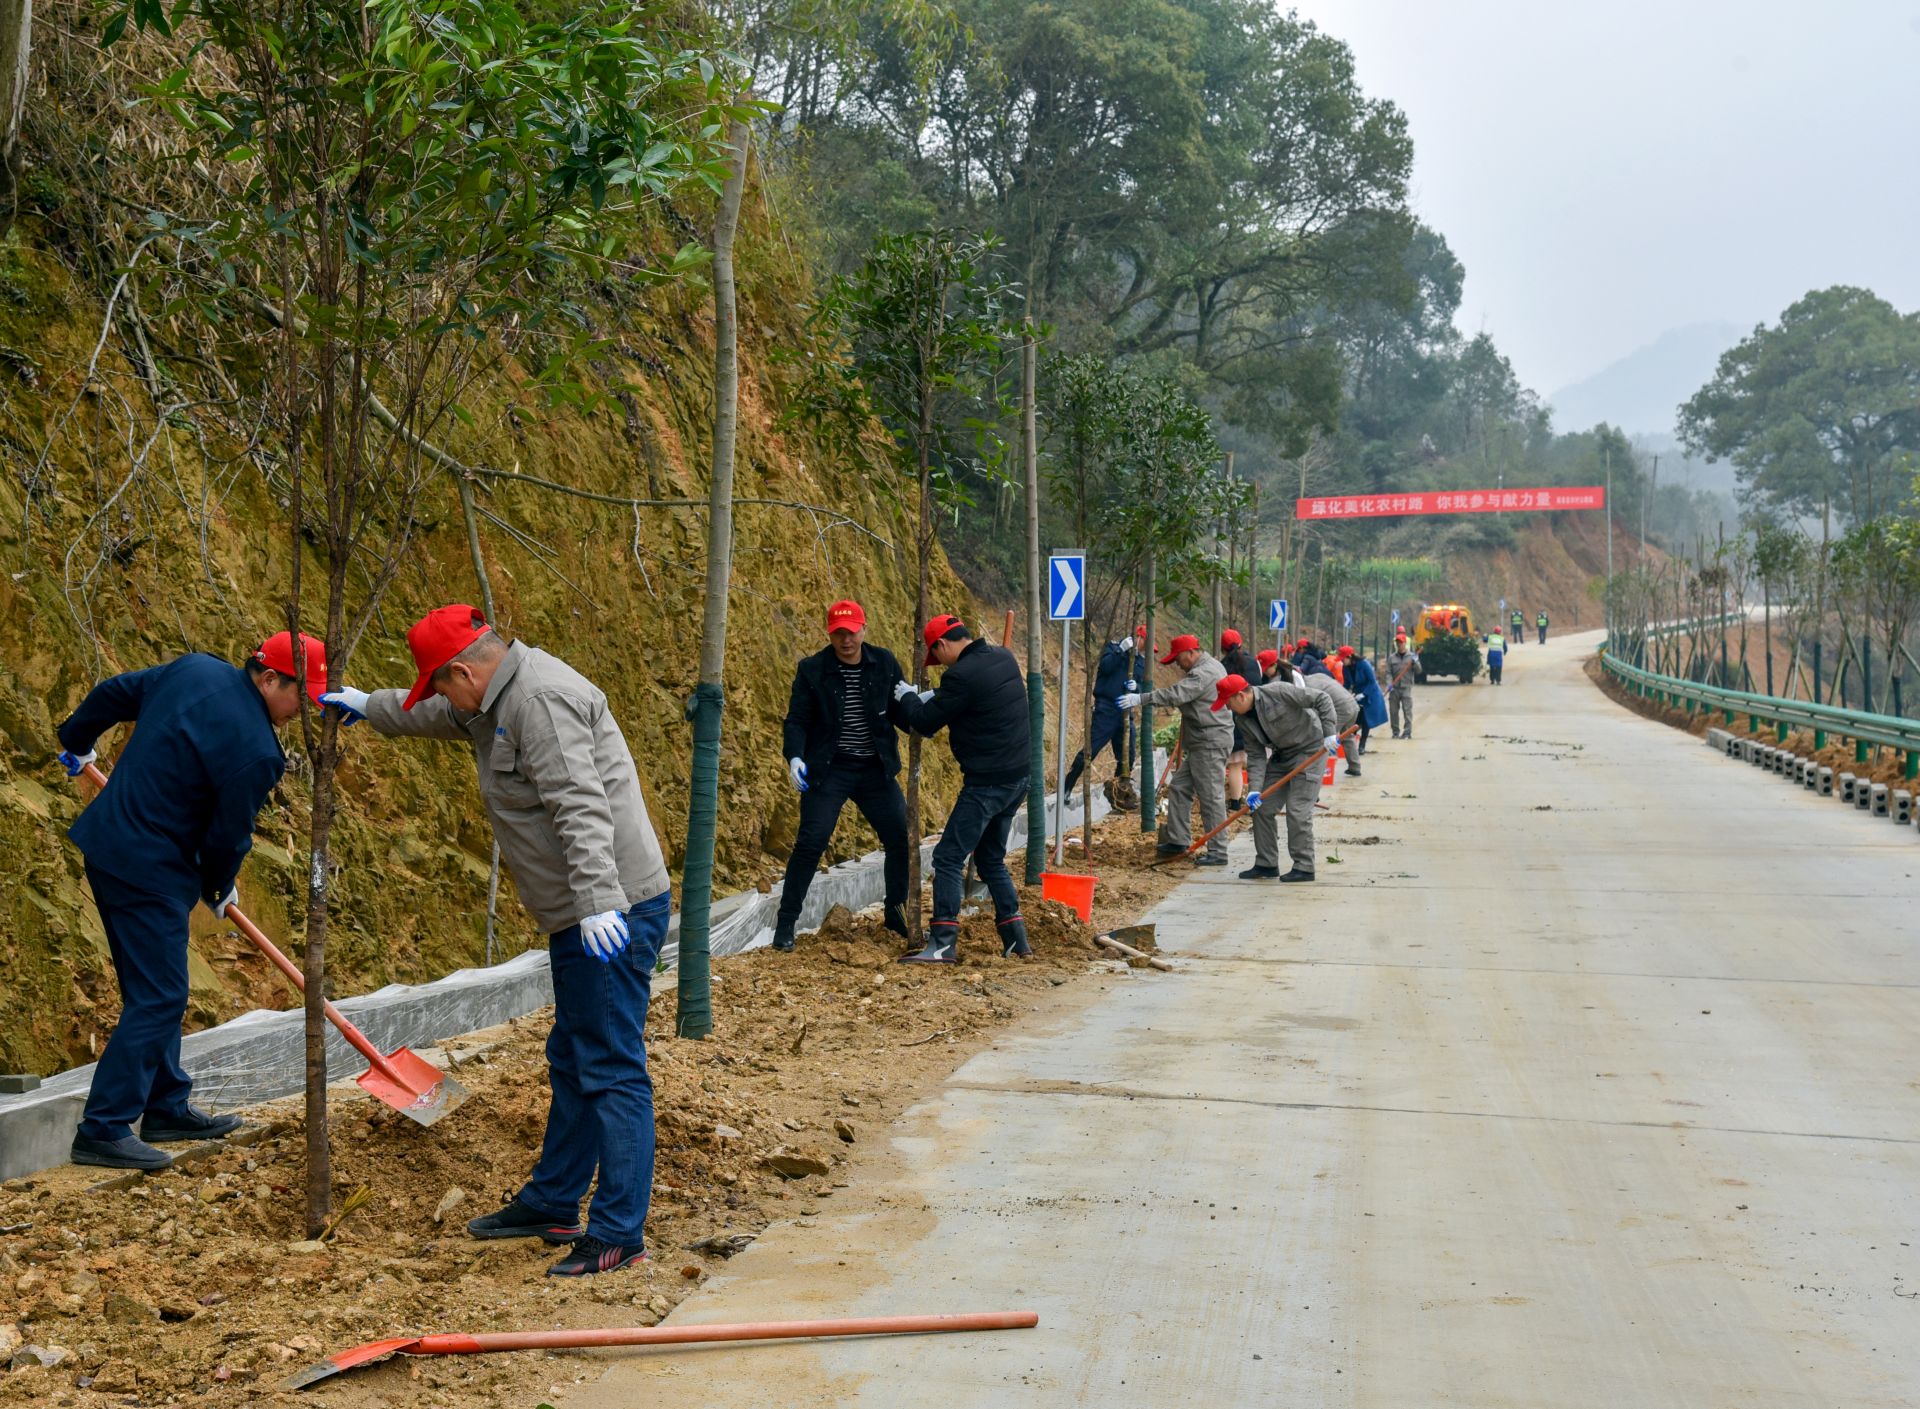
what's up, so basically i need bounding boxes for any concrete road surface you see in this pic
[574,628,1920,1408]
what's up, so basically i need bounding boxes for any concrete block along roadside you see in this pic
[0,773,1139,1183]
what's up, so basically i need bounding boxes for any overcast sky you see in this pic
[1287,0,1920,395]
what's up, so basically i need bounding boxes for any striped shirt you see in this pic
[837,661,876,758]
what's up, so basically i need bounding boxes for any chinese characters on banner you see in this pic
[1294,486,1607,521]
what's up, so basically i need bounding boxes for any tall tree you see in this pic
[121,0,738,1232]
[798,228,1014,937]
[1679,287,1920,524]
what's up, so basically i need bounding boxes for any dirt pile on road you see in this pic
[0,819,1182,1407]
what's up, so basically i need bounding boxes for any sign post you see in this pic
[1048,551,1086,868]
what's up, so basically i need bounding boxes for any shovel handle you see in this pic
[77,762,407,1087]
[411,1310,1040,1356]
[1177,723,1358,859]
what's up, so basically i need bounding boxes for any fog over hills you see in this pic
[1547,322,1743,440]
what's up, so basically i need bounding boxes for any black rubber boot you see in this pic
[883,904,910,941]
[771,917,796,952]
[467,1195,583,1243]
[998,916,1032,958]
[70,1133,171,1171]
[140,1105,243,1144]
[1239,865,1280,880]
[899,925,959,964]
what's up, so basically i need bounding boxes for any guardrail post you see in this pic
[1906,750,1917,781]
[1855,738,1868,765]
[1776,721,1787,744]
[1813,643,1825,751]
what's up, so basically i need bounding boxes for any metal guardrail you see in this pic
[1600,650,1920,767]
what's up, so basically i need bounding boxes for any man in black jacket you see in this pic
[893,613,1032,964]
[775,599,911,952]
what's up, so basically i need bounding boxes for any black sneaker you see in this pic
[997,916,1032,958]
[1193,854,1229,868]
[466,1196,583,1244]
[771,918,796,953]
[546,1235,646,1278]
[1239,865,1280,880]
[71,1132,171,1171]
[140,1106,243,1144]
[1279,868,1316,883]
[883,904,910,941]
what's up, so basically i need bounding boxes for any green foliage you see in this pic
[1832,513,1920,676]
[1678,286,1920,524]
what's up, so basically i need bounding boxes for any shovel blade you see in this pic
[282,1337,421,1390]
[356,1047,469,1127]
[1106,923,1157,949]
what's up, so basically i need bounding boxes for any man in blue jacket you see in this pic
[54,631,326,1171]
[1061,629,1145,797]
[893,614,1032,964]
[775,599,911,952]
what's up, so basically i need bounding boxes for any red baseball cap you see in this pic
[252,631,327,704]
[1135,625,1146,637]
[1338,644,1355,658]
[1256,648,1279,671]
[403,604,492,710]
[922,613,965,666]
[1158,633,1200,665]
[1220,628,1242,648]
[826,599,866,633]
[1211,673,1249,711]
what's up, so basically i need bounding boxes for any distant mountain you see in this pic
[1548,322,1743,439]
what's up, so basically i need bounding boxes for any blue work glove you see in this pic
[1323,736,1341,758]
[788,757,809,793]
[209,884,238,919]
[58,748,97,777]
[580,910,630,962]
[319,687,368,726]
[1245,792,1263,813]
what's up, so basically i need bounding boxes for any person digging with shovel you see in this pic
[53,630,327,1171]
[774,598,913,952]
[1217,665,1338,883]
[1118,633,1232,866]
[321,605,669,1278]
[892,613,1033,964]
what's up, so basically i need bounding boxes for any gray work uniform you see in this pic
[364,640,670,933]
[1385,649,1418,736]
[1145,652,1233,859]
[1238,678,1336,873]
[1305,673,1359,733]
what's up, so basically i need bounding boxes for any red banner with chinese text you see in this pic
[1295,486,1606,520]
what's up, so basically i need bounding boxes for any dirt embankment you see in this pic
[1436,514,1664,635]
[1585,655,1917,791]
[0,815,1185,1407]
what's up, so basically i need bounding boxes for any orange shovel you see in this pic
[284,1310,1040,1389]
[75,761,466,1127]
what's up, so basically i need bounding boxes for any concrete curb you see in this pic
[1702,727,1911,829]
[0,773,1144,1181]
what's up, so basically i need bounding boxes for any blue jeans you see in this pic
[519,891,668,1247]
[930,777,1027,934]
[80,864,196,1142]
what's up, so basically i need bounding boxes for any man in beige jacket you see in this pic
[322,605,668,1279]
[1119,633,1232,866]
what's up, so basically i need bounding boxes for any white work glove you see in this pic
[58,747,97,777]
[580,910,631,962]
[917,689,934,703]
[1323,736,1341,757]
[209,884,238,919]
[892,679,916,702]
[787,757,808,793]
[1245,792,1263,813]
[1121,637,1136,653]
[1116,692,1141,712]
[319,686,369,726]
